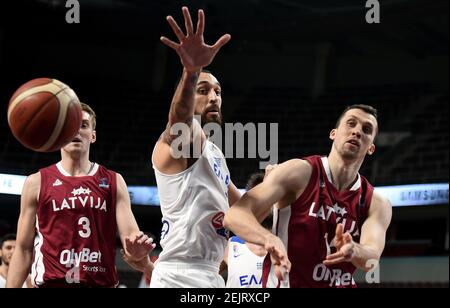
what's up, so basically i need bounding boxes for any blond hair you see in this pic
[80,102,97,129]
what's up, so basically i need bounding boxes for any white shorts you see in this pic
[149,260,225,288]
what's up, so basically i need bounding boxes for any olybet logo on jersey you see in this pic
[60,248,107,274]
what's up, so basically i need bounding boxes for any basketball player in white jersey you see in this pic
[224,172,272,288]
[151,7,241,287]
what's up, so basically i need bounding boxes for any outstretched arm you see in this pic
[153,7,231,174]
[224,160,311,244]
[115,173,155,273]
[161,7,230,142]
[323,192,392,271]
[6,173,39,288]
[160,7,231,77]
[223,159,312,280]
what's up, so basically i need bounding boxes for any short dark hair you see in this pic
[0,233,16,248]
[174,69,216,92]
[245,172,273,230]
[335,104,378,135]
[245,172,265,191]
[201,69,213,75]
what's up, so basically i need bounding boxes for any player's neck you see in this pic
[60,148,94,176]
[327,151,362,191]
[0,264,8,279]
[60,157,93,176]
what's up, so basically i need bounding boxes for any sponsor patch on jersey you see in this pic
[212,212,229,239]
[212,212,225,228]
[99,177,110,189]
[232,244,243,258]
[53,179,63,187]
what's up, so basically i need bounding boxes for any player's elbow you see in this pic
[223,207,239,231]
[222,212,232,230]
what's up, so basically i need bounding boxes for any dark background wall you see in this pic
[0,0,448,286]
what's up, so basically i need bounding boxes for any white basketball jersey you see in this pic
[153,139,230,268]
[226,236,265,288]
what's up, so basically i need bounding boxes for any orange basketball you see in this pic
[7,78,83,152]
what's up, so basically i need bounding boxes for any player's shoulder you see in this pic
[38,163,58,174]
[112,171,129,190]
[280,158,311,169]
[279,158,313,178]
[26,171,41,185]
[368,190,393,221]
[371,190,392,209]
[368,190,393,226]
[268,159,313,193]
[21,172,41,199]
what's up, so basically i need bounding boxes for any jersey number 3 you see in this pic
[78,217,92,238]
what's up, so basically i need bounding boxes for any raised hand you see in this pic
[323,224,355,266]
[160,6,231,73]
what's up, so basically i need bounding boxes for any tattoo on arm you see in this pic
[164,71,200,144]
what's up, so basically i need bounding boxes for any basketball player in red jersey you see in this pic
[7,103,155,288]
[224,104,392,288]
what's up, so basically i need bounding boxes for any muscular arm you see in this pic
[224,160,311,280]
[115,174,154,274]
[324,191,392,271]
[223,159,312,246]
[116,173,140,246]
[6,173,39,288]
[352,192,392,271]
[152,7,230,175]
[165,70,200,141]
[228,182,242,207]
[152,71,205,175]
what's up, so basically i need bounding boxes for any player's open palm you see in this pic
[323,224,355,266]
[161,6,231,72]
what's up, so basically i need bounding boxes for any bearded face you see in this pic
[194,72,223,127]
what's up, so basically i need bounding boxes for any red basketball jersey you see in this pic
[262,155,373,288]
[31,162,118,288]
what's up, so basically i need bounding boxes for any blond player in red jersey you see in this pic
[7,103,154,288]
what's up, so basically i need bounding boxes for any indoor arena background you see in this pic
[0,0,448,288]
